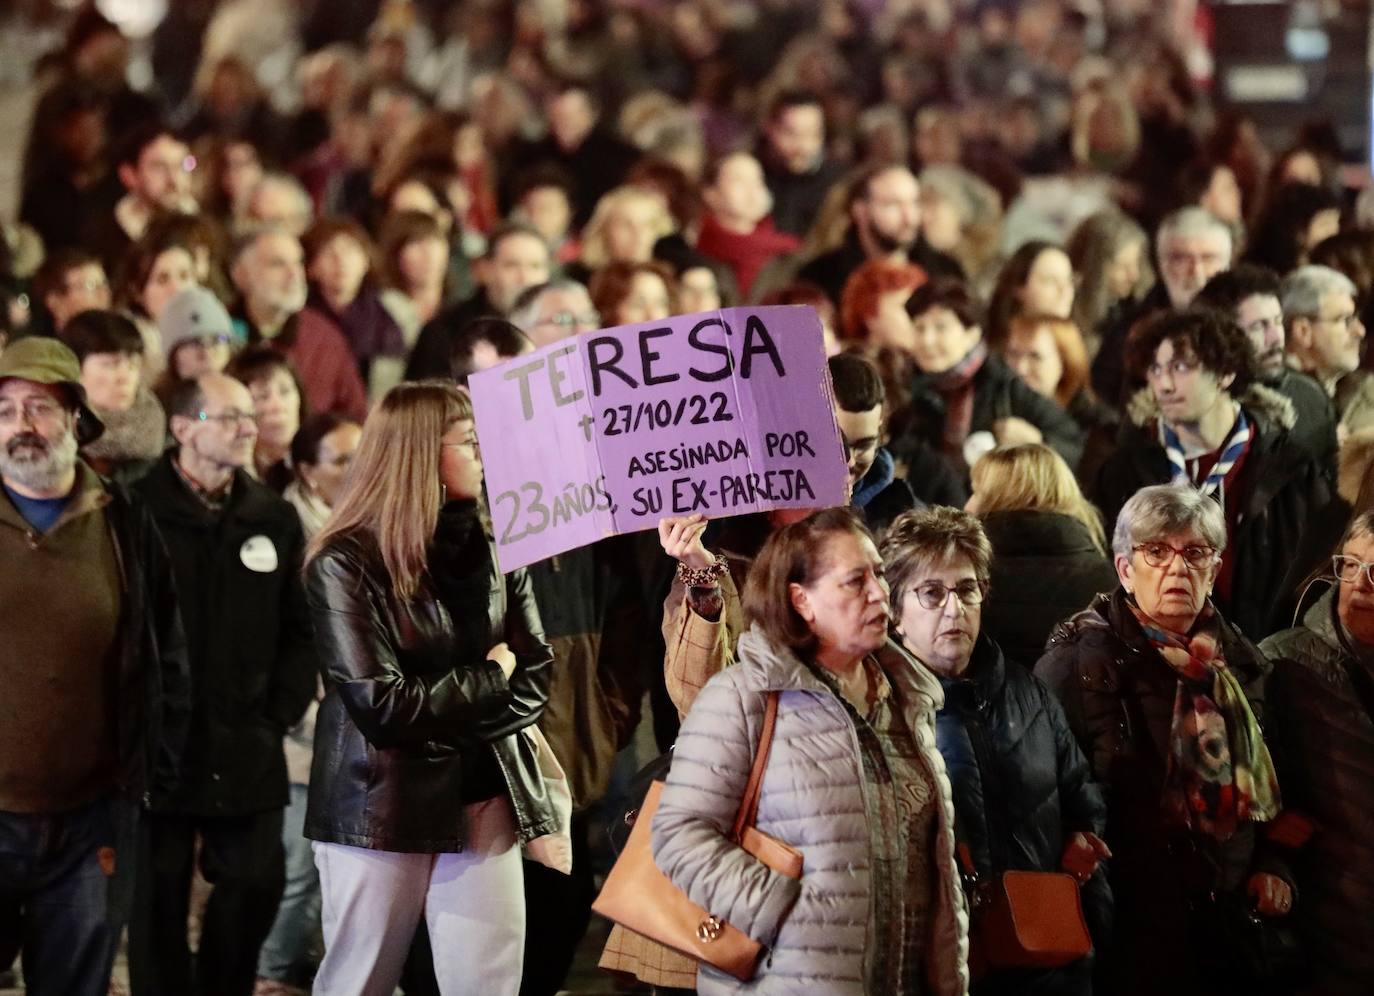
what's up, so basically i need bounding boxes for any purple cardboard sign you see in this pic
[469,305,847,572]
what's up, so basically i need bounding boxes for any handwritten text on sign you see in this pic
[469,306,847,572]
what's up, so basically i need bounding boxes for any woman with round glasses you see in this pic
[1035,484,1294,996]
[881,506,1111,996]
[1259,512,1374,995]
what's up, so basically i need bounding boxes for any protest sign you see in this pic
[468,305,847,572]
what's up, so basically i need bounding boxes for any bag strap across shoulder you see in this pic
[731,691,780,842]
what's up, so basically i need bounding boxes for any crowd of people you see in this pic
[3,1,1374,995]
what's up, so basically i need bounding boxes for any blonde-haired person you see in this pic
[967,443,1116,665]
[303,381,555,995]
[579,186,677,271]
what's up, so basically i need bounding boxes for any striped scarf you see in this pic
[1127,600,1282,841]
[1160,407,1252,499]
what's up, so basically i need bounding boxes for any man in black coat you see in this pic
[1093,308,1334,641]
[757,90,846,238]
[128,373,316,996]
[796,163,963,305]
[1195,264,1338,482]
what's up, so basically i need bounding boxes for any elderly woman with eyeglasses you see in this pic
[1035,484,1295,996]
[881,506,1110,996]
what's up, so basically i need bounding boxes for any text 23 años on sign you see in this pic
[492,476,616,545]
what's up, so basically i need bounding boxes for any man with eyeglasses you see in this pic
[128,372,316,996]
[1282,264,1374,438]
[828,352,918,535]
[1093,307,1333,640]
[32,249,112,334]
[1260,510,1374,993]
[1092,207,1233,408]
[1196,264,1337,479]
[0,337,190,996]
[508,278,601,348]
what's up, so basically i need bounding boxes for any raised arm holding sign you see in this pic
[468,306,848,572]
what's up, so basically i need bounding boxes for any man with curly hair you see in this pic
[1091,307,1334,640]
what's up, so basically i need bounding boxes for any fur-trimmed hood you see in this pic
[1124,382,1297,432]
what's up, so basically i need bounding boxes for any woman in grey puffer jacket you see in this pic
[651,509,969,995]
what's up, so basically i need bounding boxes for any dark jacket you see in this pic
[404,287,498,381]
[1266,367,1338,483]
[1092,384,1335,642]
[762,157,846,238]
[981,510,1117,667]
[796,229,965,305]
[1035,589,1291,995]
[303,502,557,852]
[894,353,1086,474]
[935,634,1110,995]
[1260,589,1374,995]
[133,454,316,816]
[903,442,971,509]
[851,446,919,536]
[529,535,647,812]
[103,479,193,805]
[1089,283,1170,409]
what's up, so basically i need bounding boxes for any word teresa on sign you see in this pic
[469,305,847,573]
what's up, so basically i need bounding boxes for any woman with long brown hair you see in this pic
[304,381,555,995]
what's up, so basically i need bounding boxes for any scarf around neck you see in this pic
[1126,599,1281,841]
[923,340,988,458]
[1159,405,1252,499]
[82,388,166,466]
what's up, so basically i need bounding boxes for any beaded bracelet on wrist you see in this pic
[676,553,727,588]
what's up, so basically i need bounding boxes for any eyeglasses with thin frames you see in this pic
[0,397,67,424]
[196,410,258,427]
[1132,542,1218,570]
[910,578,989,611]
[1333,555,1374,587]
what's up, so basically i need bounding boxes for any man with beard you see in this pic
[796,162,964,305]
[128,372,315,996]
[0,337,190,996]
[80,123,198,272]
[1196,264,1338,480]
[230,228,367,421]
[758,91,845,238]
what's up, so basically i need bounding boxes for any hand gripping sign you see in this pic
[468,305,848,573]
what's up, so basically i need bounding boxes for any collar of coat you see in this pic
[735,624,945,715]
[142,451,285,527]
[1048,588,1270,692]
[934,631,1007,712]
[1124,381,1297,434]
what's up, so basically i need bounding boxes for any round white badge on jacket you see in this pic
[240,535,279,573]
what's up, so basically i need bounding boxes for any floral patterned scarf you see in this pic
[1127,601,1281,841]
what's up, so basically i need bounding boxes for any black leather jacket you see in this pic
[304,502,556,852]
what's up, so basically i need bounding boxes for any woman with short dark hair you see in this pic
[63,308,166,484]
[889,277,1084,480]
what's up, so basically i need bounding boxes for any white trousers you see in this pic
[312,797,525,996]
